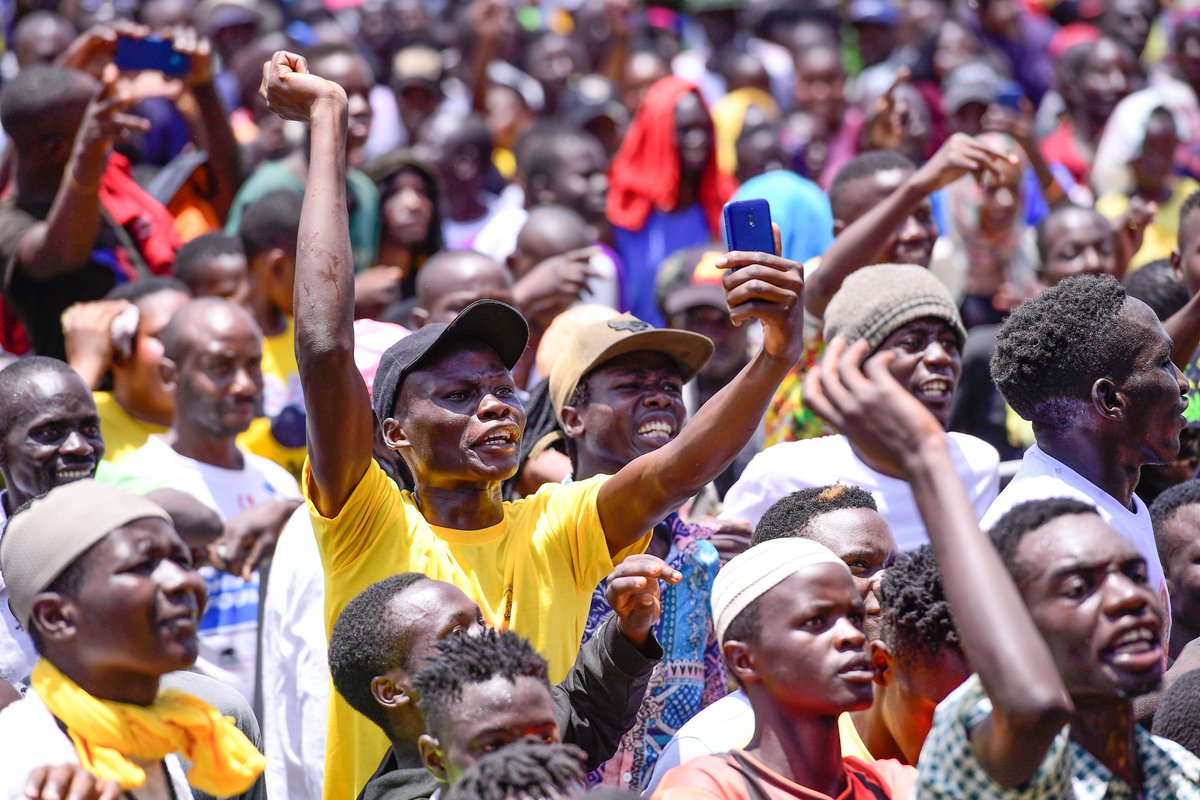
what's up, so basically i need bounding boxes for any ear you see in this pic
[1172,249,1183,278]
[871,639,892,688]
[370,671,411,710]
[158,356,179,393]
[267,248,292,282]
[527,174,552,206]
[409,306,430,330]
[723,640,758,686]
[1091,376,1125,422]
[380,416,410,453]
[560,404,586,439]
[30,594,77,644]
[418,733,449,783]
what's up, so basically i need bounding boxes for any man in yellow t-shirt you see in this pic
[263,51,807,799]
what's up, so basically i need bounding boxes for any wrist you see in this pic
[900,435,953,481]
[616,619,651,650]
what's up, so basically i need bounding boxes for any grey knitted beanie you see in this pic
[823,264,966,353]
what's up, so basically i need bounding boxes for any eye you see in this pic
[1063,576,1090,600]
[663,381,683,394]
[445,390,469,401]
[801,615,824,630]
[846,560,868,574]
[495,386,515,399]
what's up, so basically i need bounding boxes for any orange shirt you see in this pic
[653,750,915,800]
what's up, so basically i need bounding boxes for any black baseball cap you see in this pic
[371,300,529,421]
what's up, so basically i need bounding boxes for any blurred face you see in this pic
[545,138,609,226]
[854,22,896,67]
[564,351,687,474]
[485,84,531,151]
[390,343,525,486]
[1176,19,1200,88]
[53,519,206,682]
[429,676,559,785]
[733,567,874,716]
[976,0,1021,40]
[1102,0,1155,57]
[802,508,898,643]
[0,370,104,510]
[384,169,435,246]
[315,52,375,156]
[675,93,714,177]
[1176,209,1200,296]
[419,273,515,326]
[169,310,264,440]
[1014,514,1164,700]
[115,290,190,424]
[1130,111,1179,194]
[527,35,584,98]
[186,254,250,302]
[876,645,969,764]
[794,49,846,132]
[838,168,937,267]
[1041,208,1117,284]
[978,160,1023,234]
[396,81,444,137]
[1081,39,1138,121]
[1118,299,1189,466]
[868,318,963,428]
[1161,506,1200,633]
[671,304,747,379]
[934,21,978,80]
[622,51,670,114]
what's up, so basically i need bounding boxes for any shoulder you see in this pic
[946,433,1001,472]
[654,753,743,792]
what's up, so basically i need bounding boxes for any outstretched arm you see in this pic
[804,337,1072,787]
[261,52,374,516]
[597,228,806,555]
[807,133,1015,318]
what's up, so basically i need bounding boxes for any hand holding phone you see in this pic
[723,199,775,255]
[114,35,191,77]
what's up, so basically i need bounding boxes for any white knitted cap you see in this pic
[711,538,850,647]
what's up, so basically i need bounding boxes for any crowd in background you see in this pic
[1,0,1200,798]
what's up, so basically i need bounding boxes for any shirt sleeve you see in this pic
[542,475,650,593]
[303,459,399,575]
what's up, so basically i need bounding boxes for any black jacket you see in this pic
[356,616,663,800]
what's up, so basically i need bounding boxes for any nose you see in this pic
[922,340,954,368]
[1174,362,1189,397]
[833,615,867,651]
[897,214,926,243]
[1081,245,1103,273]
[477,391,516,420]
[230,365,261,398]
[400,187,423,210]
[159,559,207,608]
[59,429,95,456]
[348,92,372,120]
[1101,572,1154,619]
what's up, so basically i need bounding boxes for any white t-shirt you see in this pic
[0,688,193,800]
[980,444,1170,630]
[643,688,754,795]
[107,436,301,703]
[0,498,35,687]
[721,433,1000,551]
[261,506,327,800]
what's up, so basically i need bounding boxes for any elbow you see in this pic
[297,330,354,367]
[1000,690,1073,733]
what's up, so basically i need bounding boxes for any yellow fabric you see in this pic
[31,659,264,794]
[710,88,780,175]
[94,392,167,464]
[1004,403,1036,452]
[308,460,650,799]
[838,712,875,763]
[239,317,307,481]
[1096,178,1200,270]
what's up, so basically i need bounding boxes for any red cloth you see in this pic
[606,76,735,237]
[99,151,181,278]
[1039,119,1092,186]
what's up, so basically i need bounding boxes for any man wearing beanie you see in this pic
[651,538,915,799]
[0,480,265,799]
[723,264,1001,550]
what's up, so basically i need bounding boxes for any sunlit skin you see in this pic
[867,318,963,429]
[1039,208,1118,285]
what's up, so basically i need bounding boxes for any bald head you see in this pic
[412,251,516,327]
[0,357,82,437]
[509,205,591,279]
[12,12,75,69]
[0,66,95,151]
[161,298,262,364]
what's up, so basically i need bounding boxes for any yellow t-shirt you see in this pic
[307,460,649,799]
[1096,178,1200,271]
[94,392,167,464]
[240,317,307,481]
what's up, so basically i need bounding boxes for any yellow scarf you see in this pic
[31,659,265,794]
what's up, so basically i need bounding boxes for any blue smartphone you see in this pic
[995,82,1023,111]
[722,199,774,254]
[114,36,191,77]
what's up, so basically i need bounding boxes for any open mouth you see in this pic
[838,657,874,683]
[55,463,94,482]
[1102,625,1162,670]
[636,419,676,445]
[476,428,519,450]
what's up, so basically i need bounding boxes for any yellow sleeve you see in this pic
[303,459,401,576]
[1095,192,1129,222]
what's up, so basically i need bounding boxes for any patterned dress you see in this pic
[581,512,727,791]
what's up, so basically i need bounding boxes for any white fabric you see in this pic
[472,204,527,264]
[721,433,1000,551]
[0,689,193,800]
[261,506,327,800]
[0,498,35,686]
[110,437,300,703]
[979,444,1170,633]
[642,688,754,796]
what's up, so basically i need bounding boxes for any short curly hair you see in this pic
[879,545,960,665]
[413,628,550,738]
[328,573,429,731]
[443,738,586,800]
[752,484,879,547]
[1150,479,1200,569]
[991,275,1138,428]
[989,497,1099,583]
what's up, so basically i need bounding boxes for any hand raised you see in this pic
[912,132,1018,196]
[605,554,681,649]
[718,223,805,365]
[260,50,347,123]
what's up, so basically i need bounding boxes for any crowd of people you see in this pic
[1,0,1200,798]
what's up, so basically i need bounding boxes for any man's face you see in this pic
[1176,19,1200,88]
[1101,0,1155,58]
[670,304,746,380]
[114,290,190,423]
[544,139,609,227]
[1161,505,1200,633]
[1175,209,1200,296]
[169,313,264,440]
[0,370,104,509]
[1041,208,1117,284]
[1117,299,1189,466]
[1081,39,1137,121]
[802,508,898,643]
[314,52,375,156]
[876,645,969,764]
[837,168,936,267]
[419,272,515,326]
[866,318,962,428]
[57,518,206,680]
[188,254,251,302]
[562,351,686,473]
[793,49,845,132]
[1015,514,1164,700]
[1131,112,1178,193]
[390,342,525,486]
[736,566,874,716]
[433,675,560,784]
[675,92,714,178]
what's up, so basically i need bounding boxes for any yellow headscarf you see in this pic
[709,87,780,175]
[31,659,265,794]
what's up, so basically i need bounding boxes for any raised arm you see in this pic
[597,230,805,555]
[807,133,1015,318]
[261,52,374,516]
[176,28,242,220]
[804,337,1072,787]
